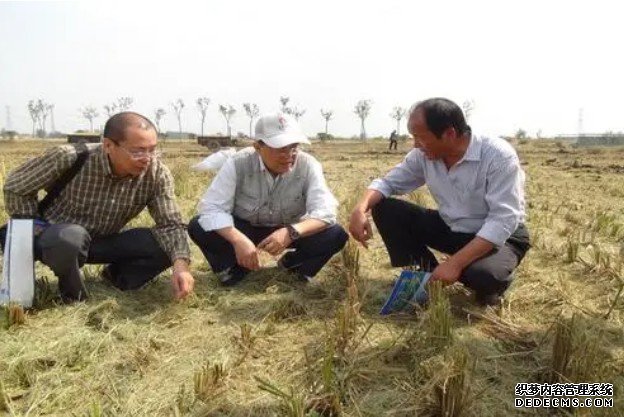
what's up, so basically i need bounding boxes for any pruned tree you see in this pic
[279,96,305,120]
[462,99,475,121]
[27,100,40,138]
[48,104,56,132]
[290,106,305,121]
[320,109,334,135]
[243,103,259,138]
[219,104,236,137]
[103,103,118,117]
[171,99,185,134]
[354,100,372,140]
[515,128,527,139]
[117,97,134,111]
[279,96,291,114]
[196,97,211,136]
[390,106,407,135]
[154,108,166,133]
[81,106,99,132]
[26,99,52,137]
[37,100,50,137]
[280,97,306,121]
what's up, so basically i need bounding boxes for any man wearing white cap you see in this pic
[188,112,348,285]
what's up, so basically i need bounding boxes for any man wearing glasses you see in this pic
[188,112,348,286]
[2,112,194,302]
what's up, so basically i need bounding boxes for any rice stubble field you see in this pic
[0,138,623,417]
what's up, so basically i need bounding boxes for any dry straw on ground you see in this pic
[0,138,623,416]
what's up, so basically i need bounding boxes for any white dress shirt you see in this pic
[369,133,526,247]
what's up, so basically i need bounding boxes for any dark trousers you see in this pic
[389,140,398,150]
[1,223,171,302]
[188,216,348,277]
[371,198,530,298]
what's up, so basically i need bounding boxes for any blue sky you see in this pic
[1,0,622,137]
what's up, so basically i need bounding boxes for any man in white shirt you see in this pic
[348,98,530,305]
[189,113,348,286]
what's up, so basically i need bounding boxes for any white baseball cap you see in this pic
[254,112,310,148]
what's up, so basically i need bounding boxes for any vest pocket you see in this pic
[281,194,306,224]
[234,195,259,222]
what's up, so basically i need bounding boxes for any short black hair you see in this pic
[103,112,156,143]
[410,98,470,139]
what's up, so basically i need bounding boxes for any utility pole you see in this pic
[5,106,11,130]
[577,108,584,137]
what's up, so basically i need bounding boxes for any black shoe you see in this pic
[101,266,116,286]
[295,273,313,283]
[216,265,248,286]
[476,292,503,306]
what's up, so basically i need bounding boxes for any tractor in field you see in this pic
[67,133,101,144]
[197,135,239,150]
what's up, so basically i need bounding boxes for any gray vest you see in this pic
[232,147,311,226]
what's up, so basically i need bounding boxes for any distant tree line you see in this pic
[18,96,479,139]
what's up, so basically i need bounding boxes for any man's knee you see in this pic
[372,198,426,227]
[371,198,393,221]
[325,224,349,252]
[461,262,511,294]
[40,224,91,255]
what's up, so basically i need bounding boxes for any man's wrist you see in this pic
[286,224,301,241]
[173,258,190,273]
[354,203,369,215]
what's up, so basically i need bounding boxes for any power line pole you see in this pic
[5,106,12,130]
[577,108,584,137]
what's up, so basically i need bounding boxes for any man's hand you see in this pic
[430,236,495,285]
[348,207,373,248]
[257,228,292,256]
[171,260,195,300]
[233,235,261,270]
[430,260,463,284]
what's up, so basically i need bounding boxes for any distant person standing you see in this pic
[389,130,398,150]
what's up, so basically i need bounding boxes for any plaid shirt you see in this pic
[3,144,190,262]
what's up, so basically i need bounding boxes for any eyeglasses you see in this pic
[271,144,299,155]
[111,140,162,160]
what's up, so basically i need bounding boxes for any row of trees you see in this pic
[27,99,55,138]
[151,97,406,139]
[27,97,476,139]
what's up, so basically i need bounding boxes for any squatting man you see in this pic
[349,97,531,305]
[188,112,348,286]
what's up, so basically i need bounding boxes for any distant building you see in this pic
[164,131,196,140]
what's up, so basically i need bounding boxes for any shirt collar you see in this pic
[460,132,482,162]
[97,144,115,177]
[257,153,269,173]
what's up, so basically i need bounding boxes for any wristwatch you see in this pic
[286,224,301,241]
